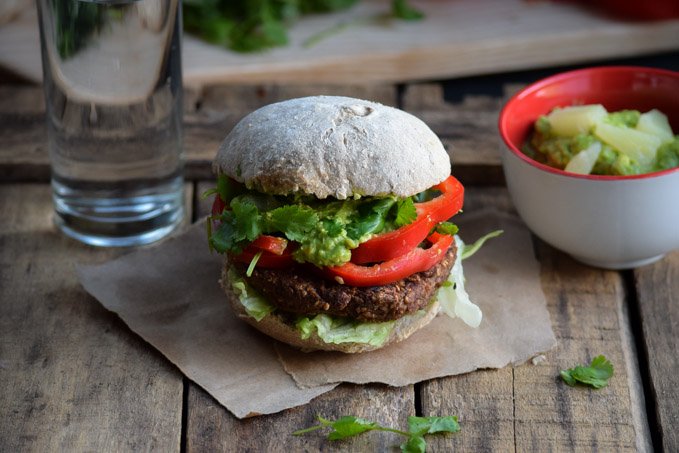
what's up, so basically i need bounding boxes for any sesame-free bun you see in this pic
[214,96,450,200]
[220,264,441,353]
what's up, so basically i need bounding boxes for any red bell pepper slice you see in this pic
[325,233,454,287]
[350,175,463,264]
[250,235,288,255]
[211,194,226,217]
[232,244,295,269]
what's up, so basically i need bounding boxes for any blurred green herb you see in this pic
[293,414,459,452]
[183,0,424,53]
[392,0,424,20]
[51,0,104,59]
[560,355,613,389]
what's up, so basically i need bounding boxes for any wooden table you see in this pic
[1,80,677,452]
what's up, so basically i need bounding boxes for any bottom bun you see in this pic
[220,265,441,353]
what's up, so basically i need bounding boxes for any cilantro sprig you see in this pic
[560,355,613,389]
[183,0,423,53]
[293,414,460,452]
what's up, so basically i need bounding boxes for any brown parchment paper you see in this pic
[276,209,557,387]
[76,224,336,419]
[77,209,556,418]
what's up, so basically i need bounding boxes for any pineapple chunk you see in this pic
[636,109,674,143]
[565,141,602,174]
[547,104,607,137]
[594,122,662,168]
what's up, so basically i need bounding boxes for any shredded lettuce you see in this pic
[228,229,503,342]
[437,236,483,328]
[228,269,396,345]
[296,314,396,347]
[228,269,274,321]
[461,230,504,260]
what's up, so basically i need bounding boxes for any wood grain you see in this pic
[634,251,679,452]
[186,383,415,452]
[516,241,651,452]
[0,84,509,182]
[420,368,515,451]
[419,188,651,452]
[3,1,678,85]
[0,184,190,451]
[402,83,505,185]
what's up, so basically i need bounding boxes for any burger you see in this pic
[206,96,486,353]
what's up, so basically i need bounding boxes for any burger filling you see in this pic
[235,244,457,322]
[207,173,497,346]
[206,174,464,281]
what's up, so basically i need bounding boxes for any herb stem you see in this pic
[292,424,326,436]
[246,251,263,277]
[376,426,411,437]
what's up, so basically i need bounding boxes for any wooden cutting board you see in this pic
[1,0,678,87]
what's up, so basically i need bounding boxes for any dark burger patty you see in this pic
[235,242,457,322]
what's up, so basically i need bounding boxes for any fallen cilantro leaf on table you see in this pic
[407,415,460,436]
[293,414,459,452]
[560,355,613,389]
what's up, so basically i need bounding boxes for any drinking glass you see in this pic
[36,0,184,246]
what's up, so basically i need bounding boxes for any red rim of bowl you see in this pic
[498,66,679,181]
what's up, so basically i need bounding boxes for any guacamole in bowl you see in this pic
[523,104,679,176]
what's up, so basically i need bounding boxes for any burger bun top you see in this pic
[214,96,450,200]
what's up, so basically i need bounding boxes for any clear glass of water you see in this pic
[36,0,184,247]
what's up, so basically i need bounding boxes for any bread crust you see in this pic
[214,96,450,199]
[220,264,441,353]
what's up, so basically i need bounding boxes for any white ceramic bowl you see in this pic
[499,66,679,269]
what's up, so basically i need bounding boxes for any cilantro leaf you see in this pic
[322,218,344,237]
[435,222,459,236]
[401,435,426,453]
[266,205,318,242]
[293,414,460,451]
[210,215,240,253]
[201,187,218,200]
[560,370,577,387]
[392,0,424,20]
[560,355,613,389]
[231,199,262,242]
[346,198,395,240]
[395,198,417,226]
[185,0,425,54]
[324,416,378,440]
[407,415,460,436]
[208,198,262,253]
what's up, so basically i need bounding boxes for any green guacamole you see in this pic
[524,109,679,176]
[207,175,423,268]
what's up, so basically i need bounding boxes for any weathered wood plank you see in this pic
[0,184,186,451]
[402,83,505,185]
[420,368,516,451]
[186,383,414,452]
[634,251,679,452]
[187,181,416,451]
[420,187,651,452]
[512,242,651,452]
[0,83,506,182]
